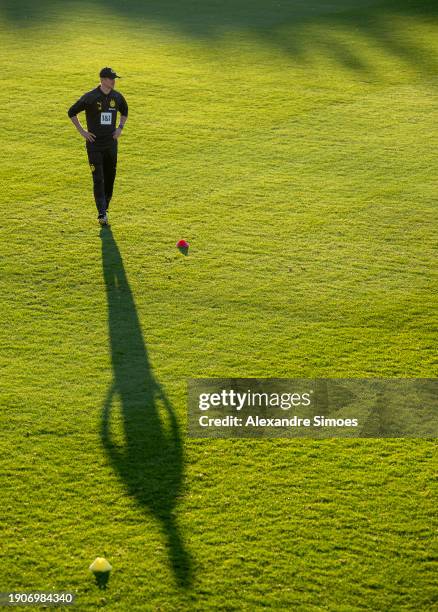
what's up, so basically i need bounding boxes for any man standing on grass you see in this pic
[68,67,128,225]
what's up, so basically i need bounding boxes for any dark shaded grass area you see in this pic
[1,0,437,78]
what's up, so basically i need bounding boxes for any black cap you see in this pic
[99,67,121,79]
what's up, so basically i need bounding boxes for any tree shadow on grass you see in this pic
[1,0,437,80]
[99,226,191,588]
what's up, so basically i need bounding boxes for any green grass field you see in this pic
[1,0,437,609]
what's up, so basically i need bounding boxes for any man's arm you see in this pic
[70,115,96,142]
[113,115,127,140]
[67,94,95,142]
[113,93,129,140]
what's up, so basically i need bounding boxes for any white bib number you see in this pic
[100,112,112,125]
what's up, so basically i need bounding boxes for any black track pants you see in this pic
[86,141,118,216]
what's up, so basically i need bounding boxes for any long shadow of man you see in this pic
[100,227,191,588]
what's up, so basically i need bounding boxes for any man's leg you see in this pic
[86,147,106,217]
[102,141,118,211]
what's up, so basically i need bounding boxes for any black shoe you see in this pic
[98,213,109,226]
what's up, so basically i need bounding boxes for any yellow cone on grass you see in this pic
[89,557,112,573]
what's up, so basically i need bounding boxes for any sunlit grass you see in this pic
[0,1,437,609]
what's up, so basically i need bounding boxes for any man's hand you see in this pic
[70,116,96,142]
[113,127,122,140]
[80,128,96,143]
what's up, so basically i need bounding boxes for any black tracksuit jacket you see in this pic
[68,86,128,149]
